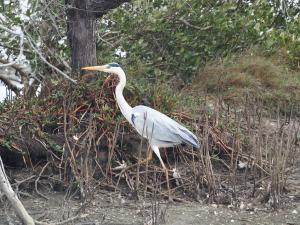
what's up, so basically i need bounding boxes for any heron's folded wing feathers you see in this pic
[132,106,199,148]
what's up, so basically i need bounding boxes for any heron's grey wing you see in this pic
[131,107,179,145]
[131,105,199,148]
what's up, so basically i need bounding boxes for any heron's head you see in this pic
[81,63,122,74]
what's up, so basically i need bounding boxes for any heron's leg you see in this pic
[145,146,153,161]
[151,146,172,202]
[143,146,153,162]
[138,146,153,164]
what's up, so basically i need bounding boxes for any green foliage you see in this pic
[98,0,300,83]
[1,0,299,117]
[0,135,13,150]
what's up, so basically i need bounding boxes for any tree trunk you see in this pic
[68,19,97,70]
[65,0,130,72]
[66,0,98,71]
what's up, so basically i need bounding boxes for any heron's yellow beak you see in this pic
[81,65,106,71]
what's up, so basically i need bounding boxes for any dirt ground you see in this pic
[0,187,299,225]
[1,153,299,225]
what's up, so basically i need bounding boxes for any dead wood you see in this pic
[0,156,35,225]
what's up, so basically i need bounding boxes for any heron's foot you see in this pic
[136,148,153,165]
[168,195,174,203]
[138,158,151,165]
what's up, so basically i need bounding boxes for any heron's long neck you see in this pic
[115,70,133,123]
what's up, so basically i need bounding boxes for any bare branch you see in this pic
[0,42,32,55]
[0,59,31,94]
[0,23,75,83]
[0,24,24,68]
[0,59,29,78]
[26,33,77,84]
[178,17,212,31]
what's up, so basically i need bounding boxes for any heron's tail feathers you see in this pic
[178,128,200,148]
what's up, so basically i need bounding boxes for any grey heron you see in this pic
[82,63,200,200]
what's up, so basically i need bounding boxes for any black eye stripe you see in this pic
[108,63,120,67]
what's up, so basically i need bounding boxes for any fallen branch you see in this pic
[35,162,51,200]
[0,156,35,225]
[35,214,88,225]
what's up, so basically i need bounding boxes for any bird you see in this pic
[81,63,200,200]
